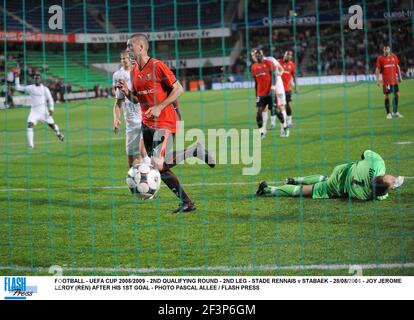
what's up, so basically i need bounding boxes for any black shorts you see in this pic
[256,95,273,109]
[142,124,175,159]
[285,91,292,103]
[383,84,399,95]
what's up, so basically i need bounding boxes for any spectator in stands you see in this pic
[7,68,15,84]
[94,84,100,97]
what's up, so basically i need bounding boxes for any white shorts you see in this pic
[275,77,286,106]
[28,109,55,125]
[125,126,142,156]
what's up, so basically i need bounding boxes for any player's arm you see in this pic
[251,65,257,96]
[255,80,257,97]
[14,75,28,93]
[113,98,123,134]
[269,62,277,95]
[397,64,403,82]
[375,57,382,87]
[117,80,139,104]
[45,87,55,115]
[292,68,298,93]
[277,64,284,78]
[145,81,184,118]
[375,67,382,87]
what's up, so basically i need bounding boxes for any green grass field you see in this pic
[1,80,413,276]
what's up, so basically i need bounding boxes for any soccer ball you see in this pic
[126,163,161,199]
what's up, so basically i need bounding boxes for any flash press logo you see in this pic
[3,277,37,300]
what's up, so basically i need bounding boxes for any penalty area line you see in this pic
[0,177,413,193]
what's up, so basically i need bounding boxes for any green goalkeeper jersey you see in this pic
[344,150,387,201]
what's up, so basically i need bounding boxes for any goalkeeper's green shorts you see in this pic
[312,163,352,199]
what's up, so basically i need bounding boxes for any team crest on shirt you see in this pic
[146,73,151,80]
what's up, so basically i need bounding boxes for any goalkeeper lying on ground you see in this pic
[256,150,404,201]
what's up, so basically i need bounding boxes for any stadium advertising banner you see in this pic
[0,28,230,44]
[212,74,378,90]
[93,57,231,74]
[75,28,231,43]
[237,9,413,27]
[0,31,75,43]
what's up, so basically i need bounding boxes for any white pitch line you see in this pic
[1,121,413,148]
[0,181,254,193]
[0,177,413,193]
[0,262,413,274]
[3,135,124,147]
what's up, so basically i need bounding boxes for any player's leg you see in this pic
[277,104,289,137]
[127,155,135,168]
[285,175,327,185]
[46,115,64,141]
[392,85,402,117]
[270,97,284,129]
[256,97,267,139]
[383,86,392,119]
[164,142,215,169]
[256,180,313,197]
[276,91,288,137]
[139,137,151,164]
[126,127,142,168]
[26,111,39,148]
[285,91,293,128]
[27,122,35,149]
[262,106,269,134]
[149,127,195,213]
[270,106,285,128]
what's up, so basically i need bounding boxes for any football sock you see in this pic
[270,104,277,116]
[262,111,268,131]
[292,175,327,185]
[48,123,61,135]
[143,156,151,165]
[160,169,192,204]
[264,184,302,197]
[270,115,277,126]
[165,143,214,169]
[286,103,292,116]
[385,98,390,114]
[282,110,287,128]
[276,110,284,124]
[256,110,263,129]
[27,128,34,148]
[393,96,398,113]
[287,116,293,126]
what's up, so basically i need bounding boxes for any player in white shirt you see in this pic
[263,55,289,137]
[15,71,64,148]
[112,50,149,167]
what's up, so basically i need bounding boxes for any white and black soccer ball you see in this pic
[126,164,161,199]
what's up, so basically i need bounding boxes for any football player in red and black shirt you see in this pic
[251,49,276,140]
[118,34,215,213]
[376,45,403,119]
[278,50,298,128]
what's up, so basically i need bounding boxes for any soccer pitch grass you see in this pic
[1,81,413,276]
